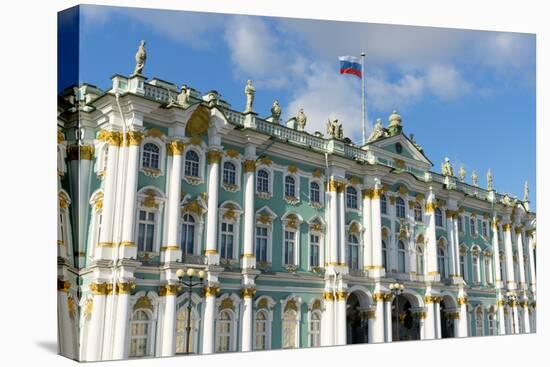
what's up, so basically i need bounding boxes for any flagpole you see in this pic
[360,52,366,145]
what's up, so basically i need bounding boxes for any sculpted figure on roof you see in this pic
[441,157,454,177]
[244,79,255,113]
[296,108,307,131]
[271,100,282,123]
[132,40,147,76]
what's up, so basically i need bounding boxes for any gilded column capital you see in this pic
[514,226,523,235]
[457,296,468,305]
[525,229,535,238]
[424,295,435,304]
[243,159,256,172]
[373,292,385,302]
[382,293,394,302]
[496,299,506,307]
[336,291,348,301]
[425,201,437,213]
[116,282,136,294]
[57,279,70,292]
[57,131,65,144]
[203,285,221,298]
[68,145,95,160]
[159,284,179,296]
[362,188,373,199]
[502,223,512,232]
[240,287,257,299]
[126,131,145,146]
[167,140,185,156]
[323,291,334,301]
[97,130,122,146]
[207,149,223,164]
[89,282,113,296]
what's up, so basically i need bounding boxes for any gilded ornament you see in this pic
[312,169,322,178]
[371,293,384,302]
[310,222,323,232]
[219,297,234,311]
[159,284,179,296]
[224,149,239,159]
[285,299,298,312]
[143,193,158,209]
[388,195,396,205]
[57,131,64,144]
[258,156,272,166]
[97,130,122,146]
[146,128,164,139]
[182,200,203,216]
[257,213,272,224]
[349,176,361,185]
[222,208,237,221]
[240,287,257,298]
[257,298,269,309]
[116,282,135,294]
[67,296,76,320]
[323,291,334,301]
[425,202,436,213]
[207,150,223,164]
[312,299,322,310]
[366,310,376,319]
[514,226,522,235]
[336,291,348,301]
[126,131,144,146]
[372,187,384,199]
[457,296,468,305]
[133,295,154,311]
[397,185,408,195]
[90,282,112,296]
[288,165,298,174]
[415,193,425,202]
[186,106,210,137]
[189,136,203,146]
[166,140,185,156]
[57,279,71,292]
[83,299,93,320]
[203,286,220,297]
[362,189,373,199]
[394,158,406,170]
[408,200,416,209]
[502,223,512,232]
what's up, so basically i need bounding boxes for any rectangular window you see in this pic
[137,210,155,252]
[310,234,320,267]
[470,217,476,236]
[284,230,295,265]
[255,226,268,262]
[220,222,234,259]
[482,221,488,237]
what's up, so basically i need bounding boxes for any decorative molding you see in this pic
[133,295,154,311]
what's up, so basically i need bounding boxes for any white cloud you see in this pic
[425,64,471,100]
[365,72,426,111]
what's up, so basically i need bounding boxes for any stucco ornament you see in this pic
[244,79,255,113]
[327,118,343,139]
[409,133,423,153]
[471,170,478,187]
[271,100,282,123]
[367,118,387,143]
[524,181,529,201]
[441,157,454,177]
[296,108,307,131]
[487,169,493,190]
[177,84,191,106]
[459,165,466,182]
[132,40,146,76]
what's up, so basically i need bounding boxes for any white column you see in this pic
[112,282,133,359]
[160,285,177,356]
[337,186,346,265]
[241,147,257,268]
[86,284,107,361]
[162,141,184,262]
[372,293,385,343]
[512,302,520,334]
[370,187,384,278]
[446,212,456,276]
[503,223,515,289]
[434,300,442,339]
[321,291,335,346]
[384,297,392,342]
[388,196,397,273]
[240,288,255,351]
[57,281,74,358]
[362,189,372,271]
[96,137,120,259]
[73,145,94,266]
[497,296,506,335]
[521,301,531,333]
[119,133,142,259]
[453,215,461,277]
[328,180,339,265]
[424,190,438,280]
[335,293,347,345]
[526,230,536,294]
[492,219,503,287]
[367,313,375,343]
[204,150,222,265]
[457,296,469,337]
[452,313,461,338]
[201,285,218,354]
[424,299,436,340]
[515,227,526,288]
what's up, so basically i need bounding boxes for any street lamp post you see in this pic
[176,268,206,354]
[505,291,518,334]
[390,282,405,341]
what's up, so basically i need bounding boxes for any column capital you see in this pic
[203,285,221,298]
[89,282,113,296]
[336,291,348,301]
[97,129,123,146]
[240,287,257,299]
[502,223,512,232]
[323,291,334,301]
[126,131,145,146]
[57,279,71,292]
[166,140,185,156]
[68,145,95,160]
[457,296,468,305]
[159,284,179,296]
[116,281,136,294]
[207,149,223,164]
[243,159,256,172]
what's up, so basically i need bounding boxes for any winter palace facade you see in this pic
[57,64,537,361]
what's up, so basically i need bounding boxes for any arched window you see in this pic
[176,305,198,354]
[255,226,268,262]
[435,208,443,227]
[482,221,488,237]
[220,221,234,260]
[257,169,269,193]
[216,310,234,352]
[222,161,236,185]
[137,210,156,252]
[488,308,496,336]
[254,310,269,350]
[180,214,195,255]
[310,182,320,204]
[309,310,321,347]
[397,240,406,272]
[475,308,483,336]
[438,247,447,278]
[416,246,424,275]
[414,202,422,222]
[346,187,358,209]
[380,195,388,215]
[184,150,200,177]
[472,250,480,284]
[129,310,152,357]
[382,240,388,269]
[396,197,406,218]
[346,234,360,269]
[142,143,160,169]
[484,256,493,285]
[470,217,476,236]
[285,176,296,197]
[282,309,298,349]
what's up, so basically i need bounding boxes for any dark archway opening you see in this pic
[346,292,368,344]
[392,295,420,341]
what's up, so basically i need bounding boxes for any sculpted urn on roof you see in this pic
[387,109,403,136]
[132,40,147,76]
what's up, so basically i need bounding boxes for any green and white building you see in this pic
[57,64,537,362]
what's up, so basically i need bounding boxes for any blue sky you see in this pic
[65,5,536,209]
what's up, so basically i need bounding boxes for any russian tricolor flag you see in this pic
[339,56,362,78]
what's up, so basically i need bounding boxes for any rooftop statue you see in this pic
[296,108,307,131]
[132,40,147,76]
[459,165,466,182]
[244,79,255,113]
[524,181,529,201]
[327,118,343,139]
[441,157,454,177]
[271,100,282,123]
[409,133,423,153]
[471,170,478,187]
[387,109,403,136]
[367,118,387,143]
[487,169,493,190]
[177,84,191,107]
